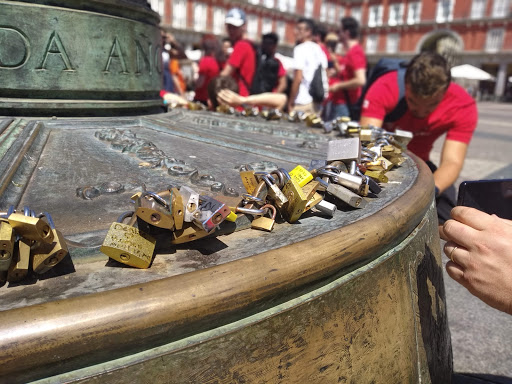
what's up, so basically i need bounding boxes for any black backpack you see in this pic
[350,58,408,122]
[309,65,325,103]
[250,54,280,94]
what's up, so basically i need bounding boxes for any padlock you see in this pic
[255,173,288,209]
[8,212,54,244]
[302,180,320,201]
[170,187,185,230]
[135,191,175,230]
[312,199,337,217]
[338,116,351,135]
[100,213,156,269]
[305,192,323,212]
[31,213,69,274]
[179,186,201,222]
[366,156,394,172]
[265,109,282,120]
[281,177,309,223]
[193,195,231,232]
[326,138,361,163]
[251,204,277,232]
[240,168,260,195]
[171,223,210,245]
[391,129,413,146]
[365,170,389,183]
[0,219,14,272]
[7,238,30,282]
[360,128,377,142]
[318,168,369,196]
[289,165,313,187]
[327,183,367,209]
[346,121,360,135]
[216,104,235,114]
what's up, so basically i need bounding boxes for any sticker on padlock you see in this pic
[7,238,30,282]
[8,212,54,244]
[251,204,277,232]
[171,222,210,245]
[100,213,156,269]
[193,195,231,232]
[135,191,175,230]
[0,219,14,272]
[289,165,313,188]
[179,186,201,222]
[31,213,69,274]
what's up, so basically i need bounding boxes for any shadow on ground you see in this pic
[453,373,512,384]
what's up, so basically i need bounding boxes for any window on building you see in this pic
[278,0,287,12]
[327,3,337,24]
[388,3,404,26]
[305,0,314,17]
[264,0,274,9]
[471,0,487,18]
[249,0,260,5]
[386,33,399,53]
[247,15,259,40]
[492,0,510,17]
[436,0,454,22]
[149,0,164,16]
[277,21,286,43]
[193,2,207,31]
[366,34,378,53]
[213,7,225,35]
[407,2,422,24]
[485,28,504,52]
[320,3,327,22]
[262,18,273,34]
[368,5,383,27]
[351,6,362,23]
[338,6,345,19]
[172,0,187,28]
[288,0,296,13]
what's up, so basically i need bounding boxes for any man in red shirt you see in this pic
[219,8,255,97]
[360,52,478,224]
[328,16,367,117]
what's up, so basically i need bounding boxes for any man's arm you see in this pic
[359,116,383,128]
[220,63,235,77]
[275,75,287,94]
[287,69,302,111]
[329,68,366,93]
[217,89,287,110]
[435,139,468,194]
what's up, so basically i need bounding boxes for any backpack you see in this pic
[309,64,325,103]
[250,54,280,94]
[350,58,408,122]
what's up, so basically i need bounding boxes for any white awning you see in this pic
[451,64,495,81]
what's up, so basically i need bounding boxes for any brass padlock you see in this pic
[256,173,288,209]
[171,222,210,245]
[100,213,156,269]
[170,187,185,230]
[281,177,309,223]
[31,213,69,274]
[0,219,14,272]
[8,212,54,244]
[239,168,259,195]
[7,238,30,282]
[365,170,389,183]
[251,204,277,232]
[135,191,175,230]
[305,192,323,212]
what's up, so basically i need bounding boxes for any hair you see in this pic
[207,75,239,109]
[297,17,315,33]
[262,32,279,45]
[405,52,451,98]
[313,23,328,41]
[341,16,359,39]
[202,35,226,65]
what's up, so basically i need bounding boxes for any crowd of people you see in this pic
[160,8,512,316]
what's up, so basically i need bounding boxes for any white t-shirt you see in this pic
[292,41,328,105]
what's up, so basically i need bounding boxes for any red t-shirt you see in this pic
[362,71,478,162]
[329,55,346,104]
[342,43,366,104]
[273,57,287,92]
[194,56,220,103]
[228,39,256,97]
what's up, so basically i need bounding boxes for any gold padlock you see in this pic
[100,214,156,269]
[8,213,54,244]
[365,170,389,183]
[305,192,323,212]
[7,238,30,282]
[170,187,184,231]
[171,222,210,245]
[282,178,309,223]
[135,191,175,230]
[0,219,14,272]
[240,169,259,195]
[251,204,277,232]
[32,228,69,274]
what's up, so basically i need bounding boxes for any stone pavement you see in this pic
[431,101,512,383]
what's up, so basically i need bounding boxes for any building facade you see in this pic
[150,0,512,99]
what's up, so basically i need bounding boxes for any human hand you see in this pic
[441,206,512,315]
[217,89,245,106]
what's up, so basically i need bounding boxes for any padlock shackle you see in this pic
[141,191,170,211]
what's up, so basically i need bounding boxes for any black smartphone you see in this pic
[457,179,512,219]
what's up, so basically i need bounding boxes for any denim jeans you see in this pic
[325,102,350,121]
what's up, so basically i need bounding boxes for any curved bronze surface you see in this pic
[0,155,434,380]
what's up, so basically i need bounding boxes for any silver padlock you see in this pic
[179,186,200,222]
[326,138,361,163]
[255,172,288,209]
[312,199,337,217]
[193,195,231,232]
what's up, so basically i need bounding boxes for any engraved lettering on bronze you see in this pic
[104,37,129,74]
[135,40,152,75]
[0,26,31,69]
[36,31,75,71]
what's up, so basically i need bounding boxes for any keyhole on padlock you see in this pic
[45,256,59,266]
[212,213,222,224]
[151,213,161,223]
[120,253,130,261]
[42,226,51,238]
[187,203,197,212]
[354,200,361,207]
[0,250,10,260]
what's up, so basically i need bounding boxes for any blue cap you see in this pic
[225,8,246,27]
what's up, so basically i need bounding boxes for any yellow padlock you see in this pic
[171,222,210,245]
[32,228,69,274]
[7,238,30,282]
[0,219,14,272]
[8,213,54,244]
[289,165,313,188]
[135,191,175,230]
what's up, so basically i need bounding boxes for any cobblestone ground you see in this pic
[432,101,512,383]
